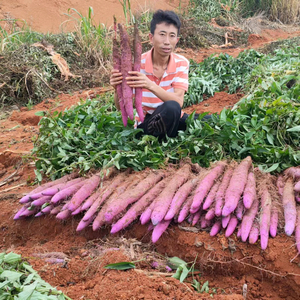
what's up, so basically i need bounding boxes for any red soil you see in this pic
[1,2,300,299]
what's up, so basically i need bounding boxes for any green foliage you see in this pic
[64,7,111,61]
[0,19,45,53]
[31,98,166,179]
[188,0,222,22]
[239,0,272,17]
[184,49,263,107]
[31,42,300,179]
[259,36,300,55]
[104,261,135,270]
[119,0,134,26]
[0,252,71,299]
[240,0,300,24]
[0,34,104,107]
[219,0,241,12]
[168,256,214,295]
[168,257,195,283]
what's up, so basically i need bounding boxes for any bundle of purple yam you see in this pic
[113,18,144,126]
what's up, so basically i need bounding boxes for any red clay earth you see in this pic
[1,2,300,300]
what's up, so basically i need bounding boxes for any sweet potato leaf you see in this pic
[104,262,135,270]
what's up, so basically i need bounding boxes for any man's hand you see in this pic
[126,71,153,90]
[110,69,123,89]
[110,69,123,111]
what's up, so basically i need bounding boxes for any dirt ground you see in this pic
[1,2,300,300]
[0,0,188,33]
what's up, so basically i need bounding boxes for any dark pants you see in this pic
[137,100,210,139]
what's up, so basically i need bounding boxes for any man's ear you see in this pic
[149,33,153,45]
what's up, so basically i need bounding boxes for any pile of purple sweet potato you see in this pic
[14,157,300,253]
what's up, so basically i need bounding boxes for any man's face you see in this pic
[149,22,179,57]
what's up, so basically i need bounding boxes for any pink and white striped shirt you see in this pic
[135,48,189,126]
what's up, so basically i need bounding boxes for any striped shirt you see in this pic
[135,48,189,126]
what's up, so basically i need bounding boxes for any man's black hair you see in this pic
[150,10,181,35]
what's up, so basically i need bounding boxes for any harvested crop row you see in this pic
[14,158,300,254]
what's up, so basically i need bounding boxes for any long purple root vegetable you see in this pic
[50,206,63,215]
[77,216,94,231]
[20,207,39,217]
[259,186,272,250]
[222,214,231,229]
[71,206,83,215]
[118,23,134,120]
[92,175,137,230]
[41,205,54,214]
[222,156,252,217]
[14,204,30,220]
[104,171,164,223]
[111,179,167,233]
[282,177,297,236]
[202,180,220,210]
[243,171,256,209]
[32,196,52,207]
[19,172,78,203]
[269,205,278,238]
[140,203,155,225]
[177,194,194,223]
[56,209,71,220]
[225,216,238,237]
[152,220,171,243]
[205,207,215,221]
[214,167,233,216]
[249,223,259,244]
[82,171,128,222]
[67,174,101,211]
[133,22,144,122]
[51,180,87,204]
[210,220,222,236]
[28,177,85,200]
[35,212,44,217]
[191,209,202,226]
[191,161,226,213]
[81,190,102,211]
[151,165,191,225]
[240,197,259,242]
[164,178,198,221]
[113,16,128,126]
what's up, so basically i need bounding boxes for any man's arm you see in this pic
[126,71,185,107]
[147,83,185,107]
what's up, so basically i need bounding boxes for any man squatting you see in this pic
[110,9,209,139]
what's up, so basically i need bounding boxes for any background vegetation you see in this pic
[1,0,299,108]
